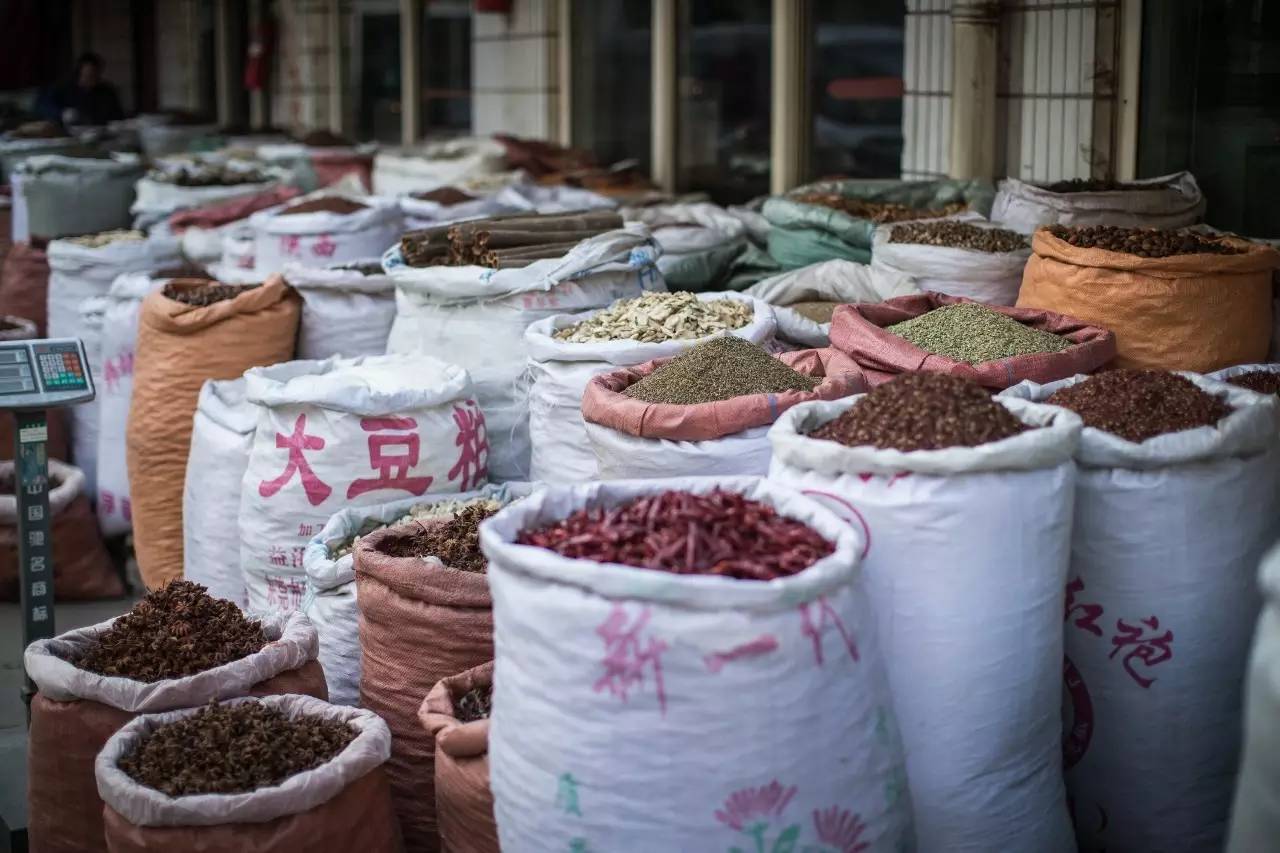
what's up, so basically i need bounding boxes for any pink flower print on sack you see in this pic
[715,781,802,853]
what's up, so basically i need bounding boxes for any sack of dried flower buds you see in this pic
[419,661,497,853]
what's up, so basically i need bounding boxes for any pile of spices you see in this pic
[811,373,1028,452]
[331,497,502,558]
[455,685,493,723]
[401,210,624,269]
[279,197,368,217]
[1226,371,1280,397]
[886,303,1071,364]
[118,702,356,797]
[150,163,271,187]
[1045,224,1244,258]
[553,292,753,343]
[786,301,842,324]
[412,186,476,206]
[888,220,1027,253]
[376,504,500,573]
[73,581,267,681]
[622,336,818,405]
[67,229,145,248]
[163,281,259,307]
[794,192,967,224]
[1044,178,1149,193]
[1046,370,1233,442]
[516,488,834,581]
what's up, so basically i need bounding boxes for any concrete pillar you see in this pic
[327,0,344,135]
[770,0,810,194]
[651,0,678,193]
[949,1,999,180]
[214,0,235,126]
[400,0,421,145]
[248,0,267,128]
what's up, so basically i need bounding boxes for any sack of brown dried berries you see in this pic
[478,478,913,852]
[767,377,1083,852]
[1001,371,1280,852]
[419,661,497,853]
[1017,226,1280,372]
[354,507,501,852]
[991,171,1205,234]
[870,216,1032,306]
[23,591,325,853]
[94,694,399,852]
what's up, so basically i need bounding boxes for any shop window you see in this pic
[572,0,652,172]
[421,0,471,135]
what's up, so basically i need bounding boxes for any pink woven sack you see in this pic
[580,347,867,441]
[829,291,1116,389]
[419,662,497,853]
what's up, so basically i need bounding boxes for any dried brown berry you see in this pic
[163,281,260,307]
[1046,370,1232,442]
[1226,371,1280,397]
[1045,225,1243,259]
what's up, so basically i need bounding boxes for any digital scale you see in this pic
[0,338,95,717]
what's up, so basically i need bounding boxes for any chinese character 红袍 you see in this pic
[1065,577,1103,637]
[593,604,668,715]
[1109,616,1174,689]
[346,416,434,499]
[258,414,333,506]
[447,401,489,491]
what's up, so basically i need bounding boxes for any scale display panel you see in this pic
[0,339,94,409]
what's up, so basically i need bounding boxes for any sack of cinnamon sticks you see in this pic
[400,210,624,269]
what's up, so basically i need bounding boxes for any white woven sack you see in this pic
[371,138,508,196]
[745,260,919,347]
[96,272,168,535]
[69,297,107,503]
[526,293,777,484]
[184,378,257,607]
[479,476,915,852]
[585,421,774,479]
[302,482,531,706]
[399,192,514,231]
[46,234,182,341]
[283,260,396,360]
[870,219,1031,306]
[0,459,83,522]
[239,354,488,613]
[131,178,277,230]
[220,223,257,273]
[138,123,218,159]
[991,171,1206,234]
[252,195,401,275]
[9,169,27,243]
[768,396,1082,852]
[621,202,748,275]
[1002,373,1280,852]
[495,182,617,215]
[384,224,664,482]
[96,695,390,828]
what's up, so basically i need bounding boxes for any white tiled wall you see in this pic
[902,0,953,179]
[272,0,336,133]
[471,0,559,139]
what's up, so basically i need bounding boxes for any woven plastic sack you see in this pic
[1001,373,1280,852]
[525,292,777,483]
[0,135,86,180]
[621,202,748,289]
[46,234,182,342]
[420,661,497,853]
[24,611,325,853]
[371,139,509,196]
[355,518,498,852]
[1018,229,1279,373]
[16,155,143,241]
[870,218,1031,305]
[768,396,1082,852]
[69,296,107,500]
[384,224,664,481]
[745,259,919,347]
[479,477,915,852]
[992,172,1205,234]
[132,178,278,231]
[95,695,398,853]
[129,276,300,589]
[580,348,867,479]
[252,195,401,274]
[283,259,396,360]
[0,459,120,601]
[831,292,1117,389]
[762,178,995,268]
[0,239,49,334]
[309,148,375,192]
[139,123,218,158]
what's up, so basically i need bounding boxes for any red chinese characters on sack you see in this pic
[447,401,489,490]
[594,604,668,715]
[279,235,302,257]
[799,595,859,666]
[1109,616,1174,689]
[258,414,333,506]
[311,233,337,259]
[102,350,134,395]
[1065,577,1103,637]
[265,575,306,610]
[347,416,435,499]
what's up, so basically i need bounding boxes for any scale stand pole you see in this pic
[15,409,53,724]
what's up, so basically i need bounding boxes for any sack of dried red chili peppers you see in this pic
[767,373,1083,852]
[1001,371,1280,851]
[477,477,914,852]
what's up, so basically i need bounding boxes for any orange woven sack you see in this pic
[127,276,300,588]
[1017,229,1280,372]
[355,522,494,853]
[828,291,1117,389]
[420,662,496,853]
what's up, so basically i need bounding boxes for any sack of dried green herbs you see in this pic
[94,695,398,851]
[419,661,497,853]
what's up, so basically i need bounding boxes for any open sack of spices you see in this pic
[132,157,281,231]
[169,184,301,266]
[395,209,625,269]
[745,259,919,347]
[1000,371,1280,852]
[14,155,143,242]
[581,337,867,479]
[830,292,1116,390]
[618,202,749,290]
[283,258,396,359]
[94,695,398,852]
[991,171,1205,234]
[477,477,914,851]
[767,374,1082,852]
[251,192,402,273]
[870,216,1031,305]
[23,581,326,853]
[525,291,777,483]
[418,661,497,853]
[304,483,530,707]
[354,498,510,851]
[384,219,662,482]
[1017,225,1280,372]
[762,177,995,268]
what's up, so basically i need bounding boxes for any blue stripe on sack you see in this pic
[767,394,779,421]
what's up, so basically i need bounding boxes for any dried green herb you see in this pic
[886,303,1070,364]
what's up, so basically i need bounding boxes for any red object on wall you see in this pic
[475,0,514,13]
[244,18,275,91]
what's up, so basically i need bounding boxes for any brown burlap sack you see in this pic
[25,612,324,853]
[1017,229,1279,372]
[96,695,399,853]
[355,523,494,853]
[829,291,1117,389]
[420,662,496,853]
[0,239,50,334]
[0,315,69,462]
[128,275,300,588]
[0,461,120,601]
